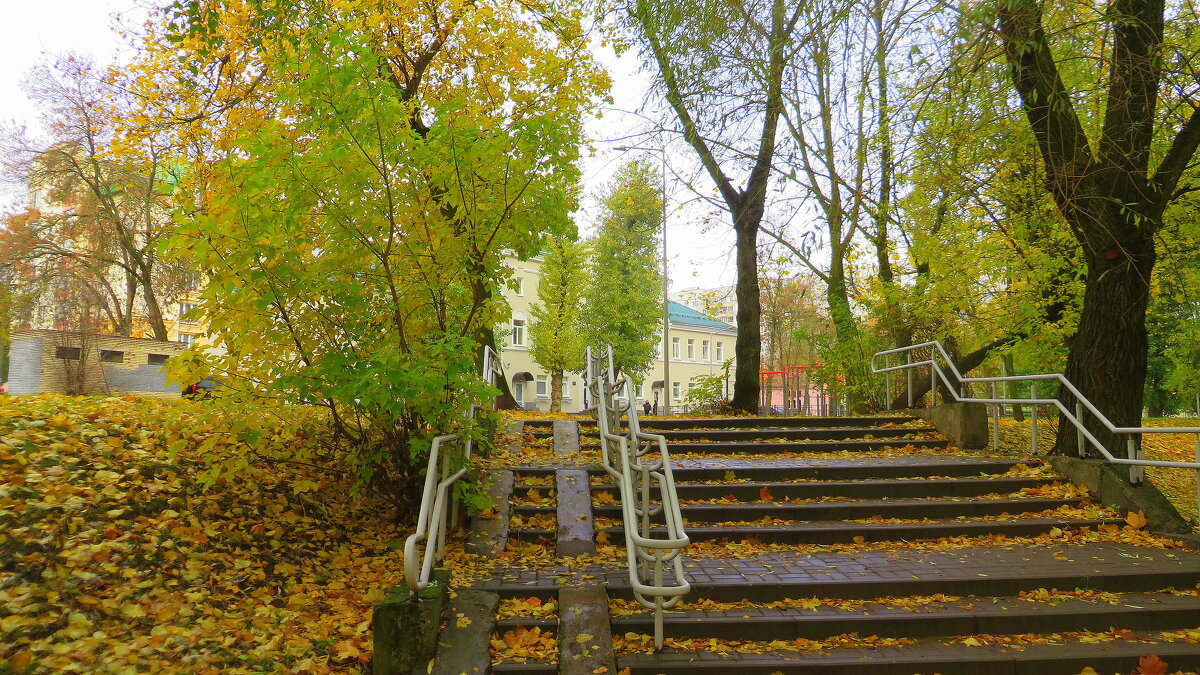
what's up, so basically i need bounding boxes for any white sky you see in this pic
[0,1,738,290]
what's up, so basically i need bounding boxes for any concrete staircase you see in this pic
[478,415,1200,674]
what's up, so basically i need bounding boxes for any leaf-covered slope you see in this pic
[0,395,405,674]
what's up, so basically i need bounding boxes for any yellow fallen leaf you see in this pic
[576,632,594,643]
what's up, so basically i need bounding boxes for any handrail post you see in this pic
[1075,402,1085,457]
[885,354,891,409]
[1195,434,1199,522]
[906,352,913,408]
[1030,383,1038,455]
[930,363,937,407]
[990,382,999,452]
[1128,437,1144,484]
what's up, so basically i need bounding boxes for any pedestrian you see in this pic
[643,400,652,415]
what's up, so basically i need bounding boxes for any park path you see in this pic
[438,415,1200,675]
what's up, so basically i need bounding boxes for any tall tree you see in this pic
[627,0,801,413]
[583,161,664,377]
[996,0,1200,458]
[529,236,589,412]
[142,0,606,507]
[1,55,187,339]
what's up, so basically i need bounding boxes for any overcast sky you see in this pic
[0,1,738,290]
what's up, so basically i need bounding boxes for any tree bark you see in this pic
[550,370,563,413]
[887,337,1008,410]
[731,220,762,413]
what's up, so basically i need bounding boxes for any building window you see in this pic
[702,340,710,362]
[687,339,696,360]
[183,272,201,291]
[511,314,526,347]
[536,375,548,397]
[636,382,645,398]
[178,333,196,346]
[671,337,680,359]
[672,381,681,399]
[514,381,525,404]
[147,354,169,366]
[100,350,124,363]
[179,302,198,324]
[55,346,81,360]
[513,276,524,296]
[716,342,724,361]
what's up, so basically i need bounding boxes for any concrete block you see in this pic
[431,589,499,675]
[558,587,617,675]
[553,420,580,456]
[914,402,988,449]
[467,470,513,556]
[1048,456,1193,536]
[556,469,595,557]
[372,569,450,675]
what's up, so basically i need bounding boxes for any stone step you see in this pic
[606,592,1200,640]
[594,496,1091,521]
[587,476,1063,500]
[580,416,920,430]
[595,544,1200,602]
[582,426,939,442]
[516,457,1042,482]
[611,634,1200,674]
[664,439,950,454]
[595,516,1123,545]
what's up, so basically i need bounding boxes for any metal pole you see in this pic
[660,147,671,416]
[1075,402,1085,457]
[906,352,913,408]
[1195,435,1199,522]
[783,369,789,416]
[885,355,891,409]
[1129,437,1143,484]
[990,382,999,452]
[1030,383,1038,455]
[930,365,937,407]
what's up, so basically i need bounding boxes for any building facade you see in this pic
[501,256,737,413]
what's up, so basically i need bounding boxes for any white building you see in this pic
[501,256,737,413]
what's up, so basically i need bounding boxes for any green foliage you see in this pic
[529,236,589,412]
[683,359,734,413]
[155,0,606,512]
[583,161,664,376]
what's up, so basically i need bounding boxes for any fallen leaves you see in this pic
[490,625,558,663]
[0,394,410,673]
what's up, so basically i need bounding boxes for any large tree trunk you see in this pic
[1054,239,1155,458]
[550,370,563,413]
[731,220,762,414]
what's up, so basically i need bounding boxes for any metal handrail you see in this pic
[586,346,690,648]
[871,342,1200,490]
[403,346,503,593]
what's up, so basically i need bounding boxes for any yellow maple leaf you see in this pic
[1125,511,1149,529]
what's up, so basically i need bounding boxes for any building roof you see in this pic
[668,300,735,331]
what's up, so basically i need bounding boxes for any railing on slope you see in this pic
[872,341,1200,504]
[586,345,690,648]
[403,346,503,593]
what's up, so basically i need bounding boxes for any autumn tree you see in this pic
[0,55,187,340]
[626,0,802,413]
[996,0,1200,458]
[529,236,589,412]
[583,161,664,377]
[142,0,606,508]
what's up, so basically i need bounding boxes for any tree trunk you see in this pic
[550,370,563,413]
[1054,239,1155,458]
[141,273,168,341]
[730,220,762,414]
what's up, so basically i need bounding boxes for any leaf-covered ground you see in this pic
[994,417,1200,524]
[0,395,410,674]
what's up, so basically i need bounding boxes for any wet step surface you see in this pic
[479,416,1200,674]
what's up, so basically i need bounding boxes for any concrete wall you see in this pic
[7,336,45,395]
[7,330,185,398]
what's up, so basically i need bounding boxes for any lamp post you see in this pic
[614,143,672,415]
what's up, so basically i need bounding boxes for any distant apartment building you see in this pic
[671,285,738,326]
[502,256,737,413]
